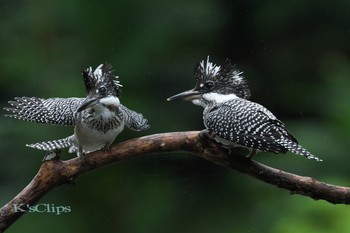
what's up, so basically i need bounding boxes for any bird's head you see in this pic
[77,63,122,112]
[167,56,250,107]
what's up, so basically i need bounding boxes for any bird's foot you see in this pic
[42,149,61,162]
[76,148,89,165]
[102,143,112,153]
[76,147,86,157]
[200,129,217,140]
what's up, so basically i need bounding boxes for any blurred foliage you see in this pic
[1,0,350,232]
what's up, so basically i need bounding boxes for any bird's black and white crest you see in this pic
[82,63,122,97]
[194,56,251,99]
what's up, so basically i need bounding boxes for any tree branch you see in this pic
[0,131,349,231]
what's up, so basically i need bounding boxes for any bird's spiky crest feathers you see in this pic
[82,63,122,97]
[194,56,251,99]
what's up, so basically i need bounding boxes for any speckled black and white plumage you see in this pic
[23,101,149,156]
[4,63,149,156]
[168,56,321,161]
[27,135,75,151]
[5,97,82,125]
[4,96,149,133]
[203,98,320,160]
[119,105,150,131]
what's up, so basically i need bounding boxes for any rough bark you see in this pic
[0,131,349,232]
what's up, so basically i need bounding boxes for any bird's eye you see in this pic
[204,81,215,89]
[97,86,107,95]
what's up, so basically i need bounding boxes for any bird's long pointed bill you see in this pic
[77,98,99,112]
[167,89,200,101]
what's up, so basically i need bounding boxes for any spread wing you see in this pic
[119,104,150,131]
[4,97,84,126]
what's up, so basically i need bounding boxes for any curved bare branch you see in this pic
[0,131,349,232]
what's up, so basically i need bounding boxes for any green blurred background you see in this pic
[1,0,350,232]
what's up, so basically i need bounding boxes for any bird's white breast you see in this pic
[74,121,124,154]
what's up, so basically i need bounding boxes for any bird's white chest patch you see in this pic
[99,96,120,107]
[92,96,120,118]
[202,93,238,104]
[74,122,124,154]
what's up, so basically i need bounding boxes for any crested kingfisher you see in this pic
[5,63,150,157]
[167,56,321,161]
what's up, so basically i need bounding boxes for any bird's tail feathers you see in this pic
[26,135,75,152]
[277,138,322,161]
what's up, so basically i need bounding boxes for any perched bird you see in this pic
[167,56,321,161]
[4,63,149,157]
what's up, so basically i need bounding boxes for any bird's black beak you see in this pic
[167,89,201,101]
[77,97,100,112]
